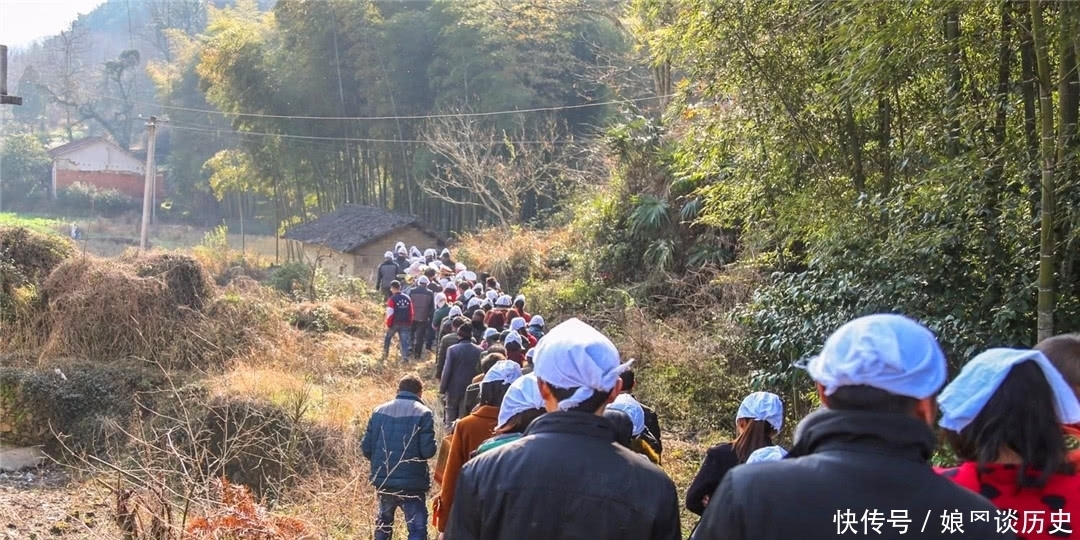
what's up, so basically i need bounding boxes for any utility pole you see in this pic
[140,115,162,250]
[1,45,23,106]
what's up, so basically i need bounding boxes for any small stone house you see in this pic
[281,205,448,284]
[47,136,165,200]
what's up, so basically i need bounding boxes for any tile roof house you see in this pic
[48,137,164,200]
[281,205,448,282]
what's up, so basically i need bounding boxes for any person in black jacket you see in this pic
[619,369,663,458]
[686,391,782,515]
[691,314,1015,540]
[445,318,680,540]
[440,325,482,428]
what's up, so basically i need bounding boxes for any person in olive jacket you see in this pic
[445,318,680,540]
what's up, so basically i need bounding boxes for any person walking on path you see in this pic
[376,252,400,300]
[619,369,664,459]
[440,325,482,429]
[473,373,546,456]
[383,281,413,363]
[408,276,435,360]
[445,318,680,540]
[686,391,782,515]
[691,314,1013,540]
[435,360,521,535]
[361,373,437,540]
[936,348,1080,540]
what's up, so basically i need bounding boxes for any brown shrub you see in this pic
[124,251,215,311]
[185,478,315,540]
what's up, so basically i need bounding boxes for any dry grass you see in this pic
[454,226,579,292]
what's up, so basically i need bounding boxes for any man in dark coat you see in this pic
[440,325,482,429]
[446,318,680,540]
[618,369,663,459]
[376,251,400,300]
[361,373,436,540]
[394,247,410,275]
[408,276,435,360]
[382,281,412,363]
[692,314,1016,540]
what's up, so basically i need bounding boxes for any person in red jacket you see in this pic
[511,294,531,323]
[1038,334,1080,467]
[938,348,1080,540]
[383,281,413,363]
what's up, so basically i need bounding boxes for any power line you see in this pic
[166,122,584,145]
[89,92,672,122]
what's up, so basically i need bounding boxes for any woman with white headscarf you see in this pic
[686,391,783,516]
[936,348,1080,536]
[473,374,547,457]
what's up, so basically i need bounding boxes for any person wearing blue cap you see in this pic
[692,314,1011,540]
[686,391,782,516]
[936,348,1080,539]
[446,318,680,540]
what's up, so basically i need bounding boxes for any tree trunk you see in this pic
[1019,1,1041,205]
[1030,0,1056,342]
[945,8,962,157]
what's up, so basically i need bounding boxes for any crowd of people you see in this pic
[362,241,1080,540]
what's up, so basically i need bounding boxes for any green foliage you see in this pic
[0,134,52,209]
[268,262,312,295]
[56,182,140,217]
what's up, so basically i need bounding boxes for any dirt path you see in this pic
[0,466,121,540]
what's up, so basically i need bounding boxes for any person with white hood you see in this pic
[473,373,546,456]
[936,348,1080,538]
[607,393,661,465]
[376,251,401,299]
[446,318,680,540]
[394,246,410,275]
[686,391,783,515]
[692,314,1010,540]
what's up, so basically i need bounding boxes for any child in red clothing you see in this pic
[937,348,1080,540]
[1037,334,1080,467]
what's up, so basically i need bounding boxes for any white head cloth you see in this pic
[410,246,422,258]
[497,374,545,430]
[532,318,633,411]
[455,262,466,272]
[510,317,527,331]
[448,306,463,318]
[483,328,499,341]
[464,271,477,282]
[515,294,526,304]
[938,348,1080,432]
[434,293,447,309]
[468,297,483,309]
[383,251,394,259]
[504,332,522,347]
[482,360,523,387]
[486,290,499,302]
[805,313,947,400]
[496,295,513,307]
[463,289,475,301]
[530,315,545,327]
[608,394,646,436]
[736,391,784,432]
[746,445,788,464]
[394,241,406,252]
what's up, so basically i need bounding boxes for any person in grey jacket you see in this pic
[408,277,435,360]
[361,373,437,540]
[440,325,482,428]
[376,251,401,299]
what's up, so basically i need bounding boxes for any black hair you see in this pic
[542,381,611,413]
[619,370,636,392]
[505,341,524,353]
[514,298,525,308]
[825,385,920,415]
[398,373,423,395]
[390,280,401,290]
[604,409,634,448]
[495,408,545,435]
[479,353,505,375]
[943,361,1071,488]
[480,381,511,407]
[451,316,467,329]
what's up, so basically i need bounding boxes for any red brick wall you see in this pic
[56,170,165,200]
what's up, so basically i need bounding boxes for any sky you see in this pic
[0,0,108,49]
